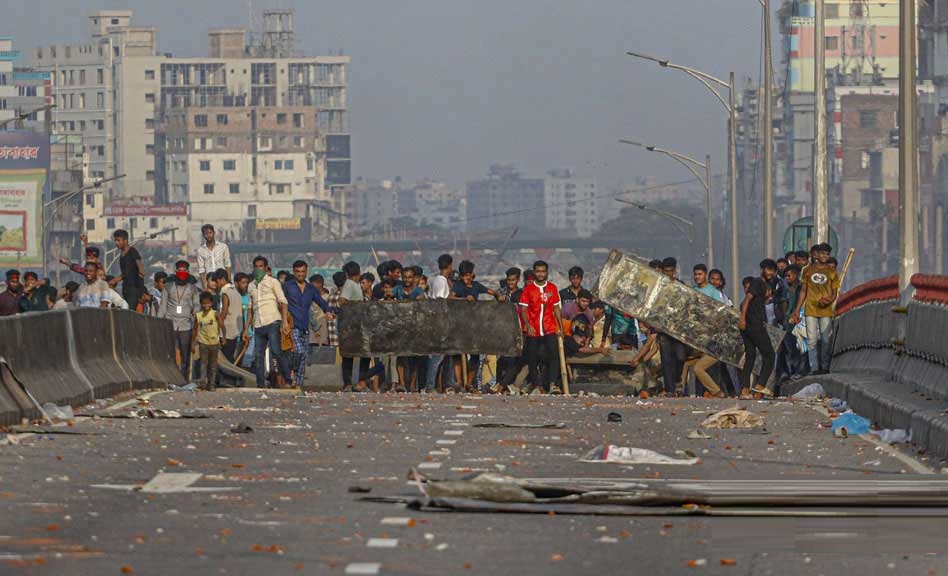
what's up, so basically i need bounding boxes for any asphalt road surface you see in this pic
[2,390,947,575]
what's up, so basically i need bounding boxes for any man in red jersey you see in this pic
[518,260,565,394]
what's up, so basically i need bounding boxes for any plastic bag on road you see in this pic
[832,411,870,438]
[700,407,764,429]
[41,402,74,421]
[828,398,849,412]
[791,383,825,400]
[871,429,911,444]
[580,444,699,466]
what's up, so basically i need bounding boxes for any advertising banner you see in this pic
[0,133,49,269]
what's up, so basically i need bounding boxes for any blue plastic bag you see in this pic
[832,411,870,437]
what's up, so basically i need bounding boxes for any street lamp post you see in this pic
[619,139,713,268]
[615,199,696,244]
[0,104,56,130]
[898,0,919,292]
[626,51,739,302]
[43,173,126,276]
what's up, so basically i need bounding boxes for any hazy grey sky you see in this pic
[6,0,767,188]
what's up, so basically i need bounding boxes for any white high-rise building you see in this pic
[544,169,599,238]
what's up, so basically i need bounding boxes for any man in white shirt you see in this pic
[425,254,454,392]
[245,255,291,388]
[196,224,231,290]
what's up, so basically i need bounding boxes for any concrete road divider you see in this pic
[0,308,182,427]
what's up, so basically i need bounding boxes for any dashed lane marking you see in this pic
[444,430,464,436]
[380,517,413,526]
[436,439,457,445]
[366,538,398,549]
[345,563,381,575]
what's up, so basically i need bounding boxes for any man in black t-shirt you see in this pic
[110,229,145,309]
[739,275,776,396]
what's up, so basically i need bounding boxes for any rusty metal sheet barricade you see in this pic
[597,250,783,369]
[338,300,524,357]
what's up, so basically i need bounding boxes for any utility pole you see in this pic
[729,72,739,304]
[814,0,829,244]
[763,0,775,257]
[899,0,919,292]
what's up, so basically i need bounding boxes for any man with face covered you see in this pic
[0,269,23,316]
[19,271,55,313]
[159,260,201,379]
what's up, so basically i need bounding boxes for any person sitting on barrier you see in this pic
[76,262,114,309]
[193,291,224,392]
[53,281,80,310]
[19,271,55,313]
[0,269,23,316]
[561,289,594,327]
[159,260,201,380]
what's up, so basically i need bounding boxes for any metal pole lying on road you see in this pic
[814,0,829,244]
[898,0,919,292]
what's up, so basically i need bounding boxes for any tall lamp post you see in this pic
[615,199,696,244]
[898,0,919,292]
[619,139,713,268]
[0,104,56,130]
[626,51,739,302]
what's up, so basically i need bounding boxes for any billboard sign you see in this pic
[0,133,48,269]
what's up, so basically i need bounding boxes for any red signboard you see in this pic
[103,204,188,217]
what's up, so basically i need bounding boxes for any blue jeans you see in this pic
[806,316,833,372]
[253,321,290,387]
[426,355,454,391]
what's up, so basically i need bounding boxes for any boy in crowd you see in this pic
[193,291,224,391]
[559,266,584,303]
[394,266,425,300]
[740,272,776,397]
[449,260,502,391]
[19,271,55,312]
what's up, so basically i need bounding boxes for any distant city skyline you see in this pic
[6,0,765,188]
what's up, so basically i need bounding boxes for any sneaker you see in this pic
[445,386,457,395]
[752,385,774,397]
[549,385,563,395]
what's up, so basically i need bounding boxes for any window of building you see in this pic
[229,183,240,195]
[96,145,105,156]
[106,218,115,229]
[824,36,839,51]
[199,160,211,171]
[96,119,104,130]
[216,114,228,125]
[145,170,155,181]
[275,160,283,170]
[203,183,215,195]
[86,219,96,231]
[258,136,272,150]
[111,17,120,24]
[149,217,158,228]
[97,92,105,108]
[825,3,839,19]
[306,156,314,171]
[293,113,303,128]
[78,93,85,109]
[114,46,120,57]
[79,120,86,131]
[97,68,104,84]
[223,159,236,171]
[145,69,155,80]
[859,110,879,129]
[146,144,154,155]
[79,69,86,84]
[293,136,303,147]
[216,136,228,147]
[145,118,155,129]
[194,114,208,127]
[284,159,294,170]
[145,93,155,103]
[276,113,287,125]
[248,204,257,218]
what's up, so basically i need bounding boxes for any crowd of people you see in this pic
[0,221,841,397]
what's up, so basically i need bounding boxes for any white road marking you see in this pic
[436,439,457,445]
[417,462,442,470]
[444,430,464,436]
[460,405,478,409]
[92,472,239,494]
[380,517,413,526]
[455,414,474,418]
[366,538,398,549]
[428,450,450,456]
[345,563,381,575]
